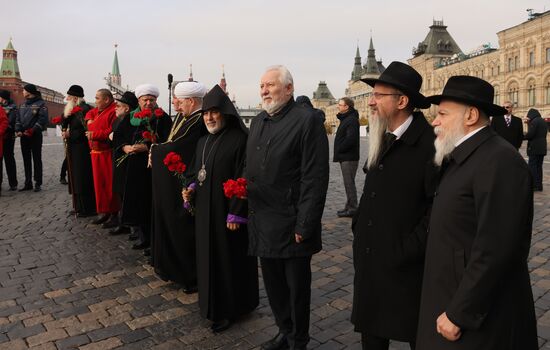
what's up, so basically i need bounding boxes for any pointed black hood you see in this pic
[202,84,247,133]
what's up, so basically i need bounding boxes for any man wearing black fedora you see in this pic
[351,61,437,350]
[416,76,537,349]
[61,85,96,217]
[15,84,48,192]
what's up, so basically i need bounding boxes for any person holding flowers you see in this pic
[181,85,258,333]
[114,84,172,253]
[150,81,207,291]
[61,85,95,217]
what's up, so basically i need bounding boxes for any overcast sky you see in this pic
[2,0,549,109]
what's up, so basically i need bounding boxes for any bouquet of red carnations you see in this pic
[163,152,194,215]
[223,178,247,199]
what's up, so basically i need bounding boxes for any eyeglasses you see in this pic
[371,92,403,100]
[503,106,512,109]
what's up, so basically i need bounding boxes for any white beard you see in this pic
[366,113,389,169]
[262,98,286,115]
[206,118,226,134]
[63,100,76,117]
[433,122,466,166]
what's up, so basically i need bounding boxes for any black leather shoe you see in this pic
[9,186,17,191]
[33,185,41,192]
[143,248,151,257]
[132,242,149,250]
[128,234,138,241]
[337,210,356,218]
[337,209,347,215]
[102,217,119,229]
[91,214,110,225]
[77,212,96,218]
[211,319,232,333]
[19,185,33,191]
[59,177,68,185]
[261,333,289,350]
[183,285,198,294]
[109,226,129,235]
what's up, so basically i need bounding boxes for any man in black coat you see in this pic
[334,97,360,217]
[61,85,96,217]
[0,89,18,191]
[523,108,548,191]
[15,84,48,192]
[183,85,258,333]
[490,101,523,150]
[295,95,325,122]
[247,66,329,350]
[351,61,436,350]
[416,76,537,349]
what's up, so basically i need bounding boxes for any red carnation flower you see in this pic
[141,109,152,118]
[51,116,63,125]
[133,111,143,119]
[71,106,83,114]
[142,131,152,141]
[154,108,164,117]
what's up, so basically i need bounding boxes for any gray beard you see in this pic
[262,99,286,115]
[366,114,389,169]
[63,100,76,117]
[433,124,466,166]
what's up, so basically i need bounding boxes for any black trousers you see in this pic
[528,155,544,190]
[60,157,67,178]
[1,131,17,188]
[361,333,416,350]
[20,131,43,186]
[340,161,358,211]
[260,256,312,349]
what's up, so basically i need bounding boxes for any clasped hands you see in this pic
[123,144,148,155]
[436,312,461,341]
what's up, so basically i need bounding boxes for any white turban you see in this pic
[134,84,160,98]
[174,81,208,99]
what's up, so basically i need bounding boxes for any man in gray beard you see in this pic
[351,61,437,350]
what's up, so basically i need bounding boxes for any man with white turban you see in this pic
[150,81,207,291]
[113,84,172,258]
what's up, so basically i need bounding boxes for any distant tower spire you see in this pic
[111,43,121,86]
[188,64,194,81]
[220,64,228,93]
[1,37,21,81]
[350,43,363,81]
[364,36,380,75]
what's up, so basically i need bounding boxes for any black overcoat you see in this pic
[119,111,172,235]
[190,126,259,322]
[351,113,437,341]
[246,100,329,258]
[416,127,537,350]
[333,108,360,162]
[63,103,96,213]
[524,114,548,156]
[490,114,523,150]
[151,111,205,286]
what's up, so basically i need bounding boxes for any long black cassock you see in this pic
[62,102,96,215]
[118,110,172,244]
[151,110,205,287]
[112,115,129,205]
[190,123,259,322]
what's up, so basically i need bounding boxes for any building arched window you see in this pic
[493,86,500,105]
[527,80,536,106]
[545,80,550,104]
[508,83,519,106]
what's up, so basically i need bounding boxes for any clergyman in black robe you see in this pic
[61,85,96,217]
[150,81,207,291]
[116,85,173,250]
[183,85,258,333]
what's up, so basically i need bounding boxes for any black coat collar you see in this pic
[398,112,431,146]
[449,126,495,165]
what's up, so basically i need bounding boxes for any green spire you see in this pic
[112,44,120,76]
[1,38,21,79]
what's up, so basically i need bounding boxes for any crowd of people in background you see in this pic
[0,62,548,350]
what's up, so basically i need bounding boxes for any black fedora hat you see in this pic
[23,84,39,95]
[115,91,139,110]
[67,85,84,98]
[426,76,507,117]
[361,61,430,109]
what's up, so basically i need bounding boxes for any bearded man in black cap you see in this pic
[351,61,437,350]
[182,84,258,333]
[0,89,18,191]
[416,76,537,349]
[15,84,48,192]
[62,85,95,217]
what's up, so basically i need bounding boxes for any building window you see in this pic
[508,58,514,72]
[515,56,519,70]
[546,83,550,104]
[529,51,535,66]
[508,87,519,106]
[497,65,500,74]
[528,83,536,106]
[494,87,500,105]
[547,48,550,63]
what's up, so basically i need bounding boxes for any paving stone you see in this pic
[26,328,68,347]
[78,337,122,350]
[55,334,90,350]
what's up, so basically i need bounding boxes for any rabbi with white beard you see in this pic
[351,61,437,350]
[416,76,537,349]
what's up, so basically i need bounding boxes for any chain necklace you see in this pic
[198,129,227,186]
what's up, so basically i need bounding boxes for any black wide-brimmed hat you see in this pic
[67,85,84,98]
[202,84,247,133]
[23,84,39,95]
[361,61,430,109]
[115,91,139,110]
[426,76,507,117]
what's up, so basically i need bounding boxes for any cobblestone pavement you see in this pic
[0,130,549,349]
